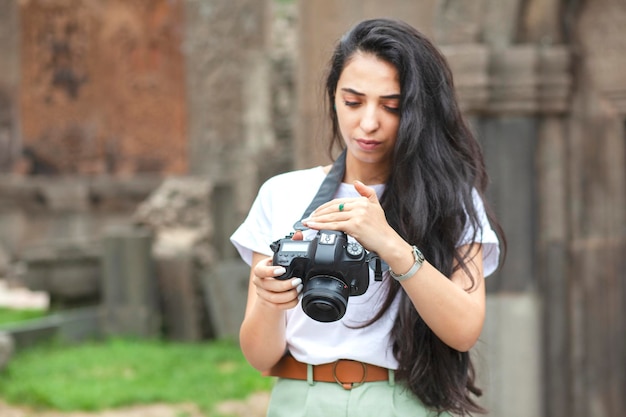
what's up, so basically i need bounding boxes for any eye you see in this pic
[344,100,360,107]
[384,105,400,114]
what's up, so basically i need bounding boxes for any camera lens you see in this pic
[301,275,350,322]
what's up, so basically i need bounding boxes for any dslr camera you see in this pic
[270,230,371,322]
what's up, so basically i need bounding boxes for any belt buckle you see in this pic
[332,360,367,390]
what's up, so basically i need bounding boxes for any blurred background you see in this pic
[0,0,624,416]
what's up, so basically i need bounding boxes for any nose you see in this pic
[359,105,380,133]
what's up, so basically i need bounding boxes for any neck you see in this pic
[343,154,389,185]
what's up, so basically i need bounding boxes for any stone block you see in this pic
[100,305,160,339]
[19,241,101,305]
[0,331,14,371]
[537,46,572,114]
[440,44,489,112]
[40,180,90,212]
[202,259,250,340]
[155,251,207,341]
[2,307,102,351]
[478,116,537,292]
[434,0,487,44]
[475,292,541,417]
[482,0,524,48]
[488,46,538,114]
[101,226,160,338]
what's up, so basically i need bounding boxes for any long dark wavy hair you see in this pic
[324,18,505,416]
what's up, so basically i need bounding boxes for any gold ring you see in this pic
[339,203,344,212]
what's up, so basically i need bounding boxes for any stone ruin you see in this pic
[133,176,216,341]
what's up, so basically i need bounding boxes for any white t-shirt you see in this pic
[230,166,500,369]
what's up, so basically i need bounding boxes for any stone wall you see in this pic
[0,0,20,173]
[17,0,188,176]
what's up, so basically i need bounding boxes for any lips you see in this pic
[355,138,381,151]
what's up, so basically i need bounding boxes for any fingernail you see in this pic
[274,267,286,275]
[291,278,302,287]
[296,284,303,294]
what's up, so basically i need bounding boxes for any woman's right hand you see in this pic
[251,257,303,311]
[240,252,302,370]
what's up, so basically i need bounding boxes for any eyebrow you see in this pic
[340,87,401,100]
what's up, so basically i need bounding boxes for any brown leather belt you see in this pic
[265,354,390,390]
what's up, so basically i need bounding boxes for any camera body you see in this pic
[270,230,370,322]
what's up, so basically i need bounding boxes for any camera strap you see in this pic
[292,149,385,281]
[293,149,346,231]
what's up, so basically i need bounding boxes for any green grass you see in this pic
[0,338,273,415]
[0,307,47,325]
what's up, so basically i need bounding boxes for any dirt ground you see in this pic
[0,392,270,417]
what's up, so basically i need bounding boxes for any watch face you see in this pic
[415,248,425,264]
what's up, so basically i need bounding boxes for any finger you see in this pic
[311,199,351,217]
[254,273,302,292]
[292,230,304,241]
[253,257,280,278]
[255,279,303,307]
[353,180,379,203]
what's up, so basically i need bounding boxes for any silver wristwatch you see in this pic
[390,245,425,282]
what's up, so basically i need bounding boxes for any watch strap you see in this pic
[390,245,424,282]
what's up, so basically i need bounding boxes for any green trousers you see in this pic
[266,376,446,417]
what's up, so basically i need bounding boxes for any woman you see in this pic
[231,18,504,417]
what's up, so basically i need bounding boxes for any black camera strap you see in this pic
[292,149,346,231]
[292,149,385,281]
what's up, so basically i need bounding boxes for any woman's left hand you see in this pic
[301,180,398,254]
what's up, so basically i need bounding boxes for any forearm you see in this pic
[379,235,486,352]
[400,262,484,351]
[239,302,287,371]
[239,252,295,371]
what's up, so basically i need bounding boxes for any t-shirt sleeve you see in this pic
[230,182,275,266]
[458,189,501,277]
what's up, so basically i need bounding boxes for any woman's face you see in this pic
[334,52,400,171]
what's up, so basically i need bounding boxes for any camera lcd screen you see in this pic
[281,241,307,252]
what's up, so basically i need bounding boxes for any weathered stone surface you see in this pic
[0,0,20,174]
[488,45,538,114]
[440,44,489,112]
[184,0,273,182]
[19,241,101,305]
[101,226,160,338]
[434,0,486,44]
[578,0,626,113]
[476,293,541,417]
[2,307,102,350]
[0,331,14,371]
[202,259,250,340]
[134,176,214,266]
[133,177,215,340]
[155,251,209,341]
[518,0,563,44]
[18,0,188,175]
[482,0,524,48]
[477,116,537,292]
[537,46,572,114]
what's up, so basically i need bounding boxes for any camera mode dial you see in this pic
[346,242,363,258]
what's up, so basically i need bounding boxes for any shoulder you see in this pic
[259,166,326,195]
